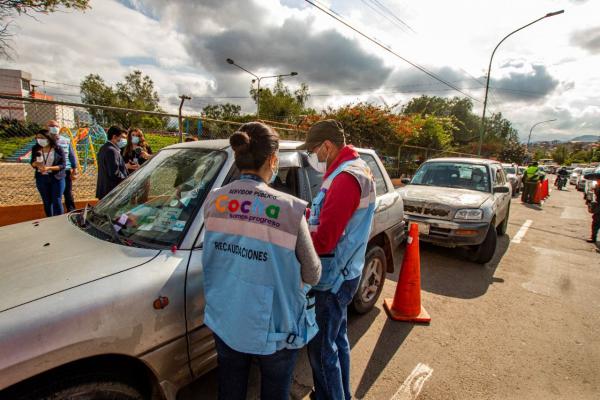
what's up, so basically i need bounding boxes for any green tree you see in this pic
[552,145,569,165]
[406,114,454,150]
[251,79,312,122]
[1,0,90,57]
[499,139,527,164]
[533,148,547,161]
[80,70,166,129]
[202,103,242,120]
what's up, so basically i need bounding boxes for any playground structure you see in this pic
[15,125,107,173]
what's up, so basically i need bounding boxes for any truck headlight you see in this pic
[455,209,483,220]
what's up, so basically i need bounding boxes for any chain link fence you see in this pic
[0,94,305,206]
[383,144,480,179]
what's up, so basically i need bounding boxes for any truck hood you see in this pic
[0,215,160,313]
[398,185,491,208]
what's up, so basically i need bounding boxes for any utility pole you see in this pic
[178,95,191,143]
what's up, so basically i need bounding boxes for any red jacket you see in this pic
[311,146,362,255]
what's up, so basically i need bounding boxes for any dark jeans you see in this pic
[592,213,600,241]
[35,174,66,217]
[63,169,76,212]
[214,334,299,400]
[522,181,538,203]
[308,276,361,400]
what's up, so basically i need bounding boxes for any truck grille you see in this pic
[403,201,452,220]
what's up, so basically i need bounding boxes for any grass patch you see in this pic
[145,133,180,153]
[0,136,35,161]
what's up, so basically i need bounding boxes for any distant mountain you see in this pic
[570,135,600,142]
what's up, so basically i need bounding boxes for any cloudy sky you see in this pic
[1,0,599,142]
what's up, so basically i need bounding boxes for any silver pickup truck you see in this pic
[398,157,512,264]
[0,140,405,400]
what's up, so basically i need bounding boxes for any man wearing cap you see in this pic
[298,120,376,400]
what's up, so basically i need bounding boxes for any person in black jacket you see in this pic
[30,129,67,217]
[96,126,138,200]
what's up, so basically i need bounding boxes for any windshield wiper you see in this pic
[103,213,129,246]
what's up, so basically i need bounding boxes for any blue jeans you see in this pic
[35,174,66,217]
[308,276,361,400]
[214,334,299,400]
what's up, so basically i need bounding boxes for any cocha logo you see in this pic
[215,195,280,219]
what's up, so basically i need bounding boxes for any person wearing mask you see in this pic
[587,176,600,246]
[122,128,153,174]
[47,120,79,212]
[96,126,138,200]
[522,161,542,204]
[298,120,376,400]
[202,122,321,400]
[30,129,67,217]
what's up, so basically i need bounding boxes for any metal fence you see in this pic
[0,94,305,206]
[382,144,480,179]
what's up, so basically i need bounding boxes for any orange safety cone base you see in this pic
[383,298,431,323]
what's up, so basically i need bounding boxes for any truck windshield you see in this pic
[503,166,516,174]
[411,162,490,193]
[89,148,226,248]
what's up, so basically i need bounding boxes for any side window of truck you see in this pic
[360,154,388,195]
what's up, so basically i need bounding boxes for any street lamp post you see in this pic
[527,118,557,150]
[478,10,564,156]
[226,58,298,118]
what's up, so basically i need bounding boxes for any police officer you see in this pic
[202,122,321,400]
[298,120,376,400]
[522,161,542,203]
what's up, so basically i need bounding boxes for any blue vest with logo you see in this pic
[202,175,318,355]
[308,157,376,293]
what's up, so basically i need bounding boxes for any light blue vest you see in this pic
[308,157,376,293]
[202,176,318,355]
[57,136,73,170]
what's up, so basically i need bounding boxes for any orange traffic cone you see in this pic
[383,223,431,323]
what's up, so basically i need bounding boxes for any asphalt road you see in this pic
[179,180,600,399]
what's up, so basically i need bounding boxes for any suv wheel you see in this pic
[465,223,497,264]
[352,246,386,314]
[13,372,148,400]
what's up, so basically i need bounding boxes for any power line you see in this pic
[304,0,481,102]
[368,0,416,33]
[358,0,411,35]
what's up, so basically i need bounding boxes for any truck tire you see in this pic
[466,223,497,264]
[352,246,386,314]
[496,206,510,236]
[11,372,148,400]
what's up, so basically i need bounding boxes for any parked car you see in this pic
[584,167,600,203]
[398,158,512,264]
[502,163,523,196]
[578,168,596,192]
[0,140,406,400]
[570,167,583,185]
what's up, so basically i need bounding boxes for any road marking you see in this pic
[511,220,533,244]
[390,363,433,400]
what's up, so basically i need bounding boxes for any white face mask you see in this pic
[117,138,128,149]
[308,144,328,174]
[37,138,49,147]
[48,126,60,136]
[131,136,140,145]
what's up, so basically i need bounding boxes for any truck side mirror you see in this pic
[401,178,411,185]
[493,186,510,193]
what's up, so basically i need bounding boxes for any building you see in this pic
[0,69,31,121]
[0,68,75,127]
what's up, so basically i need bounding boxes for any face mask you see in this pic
[269,155,280,184]
[37,138,49,147]
[117,138,128,149]
[48,126,60,136]
[131,136,140,145]
[308,144,328,174]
